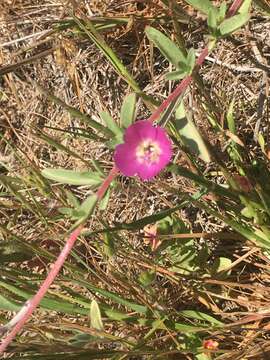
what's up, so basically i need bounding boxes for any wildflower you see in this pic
[114,120,172,180]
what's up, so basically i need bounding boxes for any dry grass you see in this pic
[1,0,270,359]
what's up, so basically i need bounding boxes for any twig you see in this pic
[0,30,51,48]
[202,54,264,73]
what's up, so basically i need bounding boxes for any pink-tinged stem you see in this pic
[0,167,119,355]
[97,166,119,200]
[227,0,242,17]
[147,47,209,124]
[0,225,82,354]
[147,0,243,125]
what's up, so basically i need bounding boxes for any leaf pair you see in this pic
[186,0,251,36]
[145,27,196,81]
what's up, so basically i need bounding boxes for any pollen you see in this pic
[136,139,161,164]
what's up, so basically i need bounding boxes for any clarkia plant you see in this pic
[0,0,254,357]
[114,120,172,180]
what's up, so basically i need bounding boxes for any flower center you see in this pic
[136,139,161,165]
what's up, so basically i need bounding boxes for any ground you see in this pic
[1,1,270,359]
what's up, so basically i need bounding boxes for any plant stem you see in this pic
[0,167,119,354]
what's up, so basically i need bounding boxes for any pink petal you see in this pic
[137,163,162,180]
[124,120,157,143]
[114,120,173,181]
[114,143,139,177]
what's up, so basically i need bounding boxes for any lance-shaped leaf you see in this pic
[174,102,211,163]
[99,111,122,137]
[120,93,137,128]
[145,26,186,68]
[90,300,104,331]
[42,168,103,186]
[219,12,250,35]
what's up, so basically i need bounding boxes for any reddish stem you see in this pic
[0,168,119,354]
[147,47,209,124]
[97,166,119,200]
[227,0,242,17]
[0,225,82,354]
[147,0,242,124]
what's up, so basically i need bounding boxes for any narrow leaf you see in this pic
[145,26,186,68]
[90,300,104,331]
[120,93,137,128]
[174,102,211,163]
[186,48,196,72]
[226,98,236,134]
[207,8,218,30]
[165,70,188,81]
[219,12,250,35]
[238,0,252,14]
[42,168,103,186]
[99,111,122,136]
[180,310,223,326]
[79,194,98,218]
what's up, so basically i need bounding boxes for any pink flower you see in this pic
[114,120,172,180]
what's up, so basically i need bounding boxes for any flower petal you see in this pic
[114,143,139,176]
[136,162,163,180]
[156,130,172,166]
[124,120,156,143]
[114,119,173,180]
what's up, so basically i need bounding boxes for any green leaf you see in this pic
[186,48,196,73]
[90,300,104,331]
[42,168,103,186]
[241,206,255,218]
[218,2,227,21]
[219,12,250,35]
[238,0,252,14]
[79,194,98,218]
[99,188,111,211]
[99,111,122,136]
[120,93,137,128]
[184,0,214,15]
[66,190,80,208]
[103,232,116,258]
[226,98,236,134]
[104,308,131,321]
[180,310,223,326]
[212,257,232,275]
[106,133,124,149]
[138,271,155,287]
[82,283,148,314]
[165,69,188,81]
[0,294,21,311]
[207,8,218,30]
[0,281,90,316]
[145,26,186,68]
[196,354,211,360]
[174,101,211,163]
[258,132,266,153]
